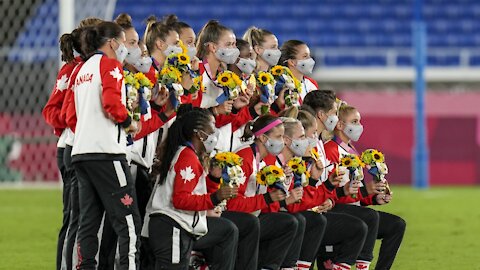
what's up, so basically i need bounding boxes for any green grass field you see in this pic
[1,186,479,269]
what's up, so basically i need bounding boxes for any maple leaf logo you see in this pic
[55,74,68,93]
[357,264,368,269]
[120,194,133,207]
[325,157,335,174]
[180,166,195,183]
[110,67,123,82]
[323,259,333,270]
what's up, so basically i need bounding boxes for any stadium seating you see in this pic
[11,0,480,66]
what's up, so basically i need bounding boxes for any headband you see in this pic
[254,119,282,137]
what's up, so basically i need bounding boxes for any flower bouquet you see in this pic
[270,65,302,107]
[133,72,153,117]
[338,154,365,198]
[215,70,244,104]
[361,149,391,194]
[287,157,310,188]
[187,75,202,96]
[256,165,286,193]
[124,70,142,145]
[211,152,245,211]
[256,71,276,115]
[159,52,196,109]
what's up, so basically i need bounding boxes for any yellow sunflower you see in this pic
[288,157,306,174]
[134,72,154,88]
[217,72,233,87]
[160,66,171,76]
[171,67,182,81]
[231,73,243,87]
[215,153,228,162]
[177,53,190,65]
[269,165,284,178]
[256,171,266,185]
[270,65,284,76]
[341,156,353,167]
[372,150,385,163]
[257,71,271,85]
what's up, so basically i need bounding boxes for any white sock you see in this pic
[356,260,371,270]
[333,262,351,270]
[297,260,312,270]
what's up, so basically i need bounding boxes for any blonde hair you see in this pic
[78,17,103,28]
[115,13,133,30]
[278,106,299,118]
[297,110,316,131]
[338,103,358,121]
[281,117,302,138]
[143,15,175,53]
[243,26,274,49]
[196,20,232,59]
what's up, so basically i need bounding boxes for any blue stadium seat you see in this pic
[9,0,480,66]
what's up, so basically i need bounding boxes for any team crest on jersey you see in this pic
[180,166,195,183]
[120,194,133,207]
[110,67,123,82]
[55,74,68,93]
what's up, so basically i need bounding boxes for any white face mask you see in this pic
[187,46,197,59]
[114,40,128,63]
[264,136,285,155]
[163,45,183,56]
[343,123,364,142]
[261,49,281,66]
[296,58,315,75]
[323,114,339,132]
[215,47,240,64]
[307,137,317,148]
[133,56,153,73]
[236,57,256,75]
[125,46,142,65]
[289,138,310,157]
[199,129,219,153]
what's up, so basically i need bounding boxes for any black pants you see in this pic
[96,163,155,270]
[56,147,70,270]
[316,212,368,268]
[74,159,141,270]
[282,213,306,267]
[221,211,260,270]
[330,204,379,262]
[193,216,239,270]
[375,211,406,270]
[63,145,79,270]
[258,212,299,270]
[148,214,196,270]
[294,212,327,266]
[140,236,155,270]
[130,162,153,224]
[97,216,117,270]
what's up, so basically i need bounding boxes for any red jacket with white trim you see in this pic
[149,146,214,236]
[300,76,319,101]
[206,146,272,214]
[61,61,85,133]
[323,139,376,206]
[261,154,337,213]
[42,57,81,136]
[71,54,131,160]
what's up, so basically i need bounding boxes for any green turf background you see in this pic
[1,186,479,269]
